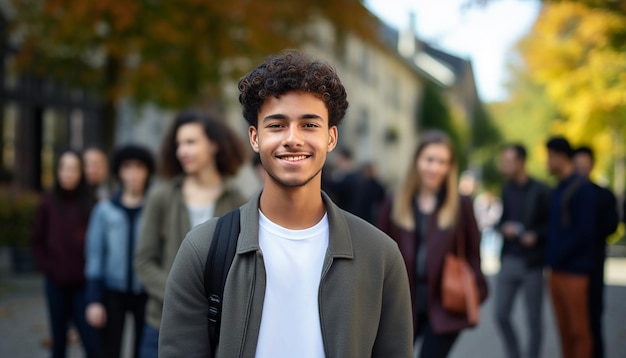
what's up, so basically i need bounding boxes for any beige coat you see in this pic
[134,176,246,328]
[159,192,414,357]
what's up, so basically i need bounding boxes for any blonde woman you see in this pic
[378,129,488,358]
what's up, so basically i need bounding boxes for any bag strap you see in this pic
[204,208,241,356]
[456,197,467,258]
[560,176,585,228]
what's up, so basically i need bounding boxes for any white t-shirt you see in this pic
[186,203,215,228]
[255,210,329,358]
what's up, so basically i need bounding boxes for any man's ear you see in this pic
[327,126,338,153]
[249,126,260,153]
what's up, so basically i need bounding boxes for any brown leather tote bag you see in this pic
[441,210,480,326]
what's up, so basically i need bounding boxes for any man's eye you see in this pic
[304,123,319,128]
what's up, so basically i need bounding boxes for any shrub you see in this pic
[0,187,40,248]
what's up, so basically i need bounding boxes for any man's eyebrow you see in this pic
[262,113,323,121]
[300,114,323,120]
[263,114,288,121]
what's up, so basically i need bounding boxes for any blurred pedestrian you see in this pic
[31,149,98,358]
[378,129,489,358]
[84,145,155,358]
[473,191,503,256]
[159,49,413,357]
[494,144,551,358]
[347,162,386,224]
[84,147,114,201]
[545,136,596,358]
[134,111,247,358]
[323,151,386,224]
[573,146,619,358]
[322,146,357,208]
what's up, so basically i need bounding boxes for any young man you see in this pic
[545,137,597,358]
[495,144,551,358]
[573,146,619,358]
[159,50,413,357]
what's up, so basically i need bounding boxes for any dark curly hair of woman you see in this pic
[238,49,349,128]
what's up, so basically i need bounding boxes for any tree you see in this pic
[489,61,558,182]
[519,1,626,191]
[9,0,376,151]
[419,80,469,171]
[470,102,503,190]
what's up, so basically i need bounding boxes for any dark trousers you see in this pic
[44,277,97,358]
[589,247,606,358]
[98,290,147,358]
[415,313,459,358]
[495,256,544,358]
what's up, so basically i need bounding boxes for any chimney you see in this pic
[398,11,417,57]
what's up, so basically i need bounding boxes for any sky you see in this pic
[364,0,542,102]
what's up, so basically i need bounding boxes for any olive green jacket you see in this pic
[159,191,413,357]
[134,176,246,329]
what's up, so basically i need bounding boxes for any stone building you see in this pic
[0,5,482,192]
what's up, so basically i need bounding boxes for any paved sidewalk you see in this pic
[2,259,626,357]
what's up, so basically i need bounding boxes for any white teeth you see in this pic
[283,155,307,161]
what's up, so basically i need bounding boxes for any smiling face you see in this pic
[249,91,337,190]
[175,122,217,176]
[416,143,452,192]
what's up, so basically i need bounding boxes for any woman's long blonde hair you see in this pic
[392,130,459,230]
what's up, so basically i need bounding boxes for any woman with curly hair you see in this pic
[134,112,248,357]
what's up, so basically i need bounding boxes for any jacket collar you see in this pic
[237,190,354,259]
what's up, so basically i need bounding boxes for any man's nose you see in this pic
[284,125,303,146]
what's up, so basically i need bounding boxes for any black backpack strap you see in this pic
[204,208,241,356]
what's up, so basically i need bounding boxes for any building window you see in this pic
[70,109,84,150]
[359,47,370,82]
[2,105,17,180]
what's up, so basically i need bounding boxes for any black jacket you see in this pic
[498,177,551,267]
[591,183,618,258]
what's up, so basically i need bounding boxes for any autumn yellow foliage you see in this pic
[518,2,626,189]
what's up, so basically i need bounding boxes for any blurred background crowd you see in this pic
[0,0,625,357]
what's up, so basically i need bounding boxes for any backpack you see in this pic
[204,208,241,356]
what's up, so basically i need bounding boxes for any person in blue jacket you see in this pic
[545,137,597,358]
[84,145,155,358]
[573,146,619,358]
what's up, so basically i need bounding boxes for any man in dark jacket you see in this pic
[495,144,551,358]
[573,146,619,358]
[545,136,597,358]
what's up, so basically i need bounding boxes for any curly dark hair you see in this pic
[238,49,349,128]
[159,111,248,179]
[111,144,155,191]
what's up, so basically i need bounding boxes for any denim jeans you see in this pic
[44,277,97,358]
[415,313,459,358]
[138,323,159,358]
